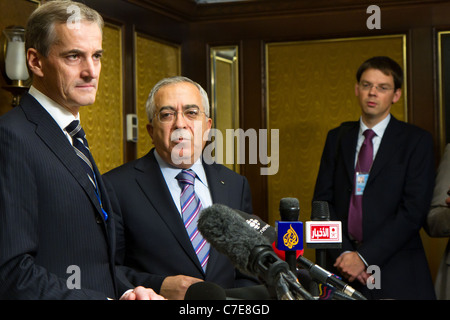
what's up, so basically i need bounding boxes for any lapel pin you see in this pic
[221,180,225,185]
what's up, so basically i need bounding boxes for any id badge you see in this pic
[355,172,369,195]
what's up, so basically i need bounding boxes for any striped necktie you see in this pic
[66,120,97,189]
[176,169,210,272]
[66,120,108,221]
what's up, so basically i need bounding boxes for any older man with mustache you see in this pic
[103,76,261,300]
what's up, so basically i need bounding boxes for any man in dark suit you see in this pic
[103,76,260,300]
[0,0,163,300]
[313,56,436,299]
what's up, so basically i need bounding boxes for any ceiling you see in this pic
[126,0,446,22]
[194,0,248,3]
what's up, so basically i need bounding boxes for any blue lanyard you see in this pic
[93,172,108,221]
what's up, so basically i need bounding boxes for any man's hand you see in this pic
[120,286,166,300]
[160,275,204,300]
[334,251,370,285]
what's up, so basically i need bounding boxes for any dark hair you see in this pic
[356,56,403,90]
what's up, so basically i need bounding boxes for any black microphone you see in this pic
[198,204,314,300]
[233,205,365,300]
[311,200,330,221]
[311,201,329,268]
[278,198,301,273]
[232,208,303,261]
[307,201,342,268]
[224,285,271,300]
[297,255,367,300]
[184,281,226,300]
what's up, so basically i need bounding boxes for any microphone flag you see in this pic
[275,221,303,251]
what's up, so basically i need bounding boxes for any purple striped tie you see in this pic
[348,129,376,242]
[176,169,210,272]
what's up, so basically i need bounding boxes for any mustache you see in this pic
[171,128,192,142]
[75,79,98,86]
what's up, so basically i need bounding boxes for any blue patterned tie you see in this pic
[176,169,210,272]
[66,120,108,221]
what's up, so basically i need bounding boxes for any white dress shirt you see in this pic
[154,150,213,215]
[28,85,79,144]
[354,114,391,168]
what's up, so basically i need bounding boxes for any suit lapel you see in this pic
[134,150,205,273]
[203,162,228,204]
[339,116,402,187]
[339,124,359,183]
[201,162,228,274]
[21,94,106,222]
[368,116,402,184]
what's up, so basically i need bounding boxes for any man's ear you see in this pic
[27,48,44,78]
[146,122,154,139]
[354,82,360,97]
[392,88,402,104]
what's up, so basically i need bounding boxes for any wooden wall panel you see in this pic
[80,23,124,174]
[135,34,181,158]
[266,35,406,260]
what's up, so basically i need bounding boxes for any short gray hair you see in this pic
[145,76,210,123]
[25,0,104,57]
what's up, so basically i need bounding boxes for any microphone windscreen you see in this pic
[279,197,299,211]
[234,209,277,243]
[279,197,300,221]
[198,204,271,274]
[224,285,271,300]
[311,200,330,221]
[184,281,226,300]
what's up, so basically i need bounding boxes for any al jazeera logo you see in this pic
[283,225,299,249]
[276,221,303,251]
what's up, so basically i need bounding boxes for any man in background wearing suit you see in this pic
[103,76,260,300]
[426,143,450,299]
[0,0,163,300]
[313,56,436,299]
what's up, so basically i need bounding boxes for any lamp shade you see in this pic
[3,26,29,81]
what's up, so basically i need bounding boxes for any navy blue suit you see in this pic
[103,149,259,292]
[313,116,436,299]
[0,93,131,299]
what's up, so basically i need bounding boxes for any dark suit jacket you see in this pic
[313,116,436,299]
[0,93,131,299]
[103,149,259,293]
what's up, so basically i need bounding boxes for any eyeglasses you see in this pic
[359,81,394,94]
[155,107,206,123]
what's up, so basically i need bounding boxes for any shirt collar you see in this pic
[28,85,79,132]
[359,113,391,138]
[154,149,208,187]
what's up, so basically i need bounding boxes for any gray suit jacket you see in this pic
[426,143,450,299]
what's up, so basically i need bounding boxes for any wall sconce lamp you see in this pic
[0,26,31,107]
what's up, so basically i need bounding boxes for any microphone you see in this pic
[232,208,303,260]
[184,281,226,300]
[234,204,366,300]
[276,198,303,273]
[198,204,314,300]
[306,201,342,268]
[224,285,271,300]
[297,255,367,300]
